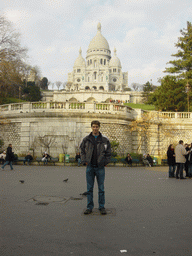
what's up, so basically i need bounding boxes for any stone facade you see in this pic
[1,102,192,158]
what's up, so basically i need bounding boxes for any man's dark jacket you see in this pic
[80,132,111,167]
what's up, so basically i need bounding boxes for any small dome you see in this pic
[88,23,110,51]
[109,48,121,67]
[74,48,86,67]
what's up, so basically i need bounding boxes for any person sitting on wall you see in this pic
[42,152,51,165]
[146,154,153,167]
[0,151,6,165]
[23,152,33,165]
[75,152,81,167]
[124,153,132,166]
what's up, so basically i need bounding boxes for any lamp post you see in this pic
[185,82,191,114]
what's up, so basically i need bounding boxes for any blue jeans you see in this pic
[86,165,105,210]
[78,158,81,167]
[176,163,184,178]
[169,165,176,177]
[23,159,30,165]
[2,161,13,170]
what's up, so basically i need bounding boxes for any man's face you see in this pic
[91,124,100,135]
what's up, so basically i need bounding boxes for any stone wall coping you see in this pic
[0,101,133,119]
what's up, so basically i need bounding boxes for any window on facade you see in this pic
[94,72,97,80]
[77,69,81,73]
[90,59,92,64]
[109,69,111,73]
[88,77,90,82]
[113,68,116,72]
[100,59,103,64]
[113,78,117,82]
[118,69,120,73]
[101,77,103,82]
[93,86,97,90]
[104,59,106,65]
[77,78,81,82]
[94,60,97,68]
[87,60,89,66]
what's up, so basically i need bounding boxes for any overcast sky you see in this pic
[1,0,192,89]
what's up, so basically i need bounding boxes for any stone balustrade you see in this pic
[1,102,192,121]
[0,101,132,118]
[146,111,192,120]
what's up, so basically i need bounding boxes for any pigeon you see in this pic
[63,178,68,182]
[80,191,88,196]
[19,180,24,183]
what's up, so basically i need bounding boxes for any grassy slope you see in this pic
[124,103,155,110]
[1,97,27,104]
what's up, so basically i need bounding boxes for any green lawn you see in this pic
[124,103,156,110]
[1,97,27,104]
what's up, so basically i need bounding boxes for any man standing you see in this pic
[175,140,189,179]
[80,120,111,215]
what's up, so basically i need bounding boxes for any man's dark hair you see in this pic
[91,120,100,127]
[8,144,12,147]
[179,140,183,144]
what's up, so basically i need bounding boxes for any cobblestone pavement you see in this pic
[1,165,192,256]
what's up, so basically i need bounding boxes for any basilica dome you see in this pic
[74,48,86,67]
[109,48,121,68]
[87,23,110,51]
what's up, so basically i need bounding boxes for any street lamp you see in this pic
[185,82,191,113]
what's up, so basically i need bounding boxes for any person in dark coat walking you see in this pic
[167,144,176,178]
[1,144,14,171]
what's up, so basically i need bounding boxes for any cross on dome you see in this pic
[79,47,82,55]
[114,47,117,56]
[97,22,101,32]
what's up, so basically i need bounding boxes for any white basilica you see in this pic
[67,22,128,92]
[42,23,142,104]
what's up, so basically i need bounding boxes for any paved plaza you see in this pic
[1,165,192,256]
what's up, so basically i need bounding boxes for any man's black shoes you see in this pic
[84,209,92,214]
[180,177,186,180]
[99,208,107,215]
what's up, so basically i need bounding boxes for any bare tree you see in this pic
[36,134,57,155]
[63,81,67,89]
[131,83,141,91]
[55,81,62,90]
[0,15,28,100]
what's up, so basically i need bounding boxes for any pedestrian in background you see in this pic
[184,143,190,177]
[175,140,189,179]
[188,143,192,178]
[1,144,14,171]
[75,152,81,167]
[23,152,33,165]
[124,153,132,166]
[167,144,176,178]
